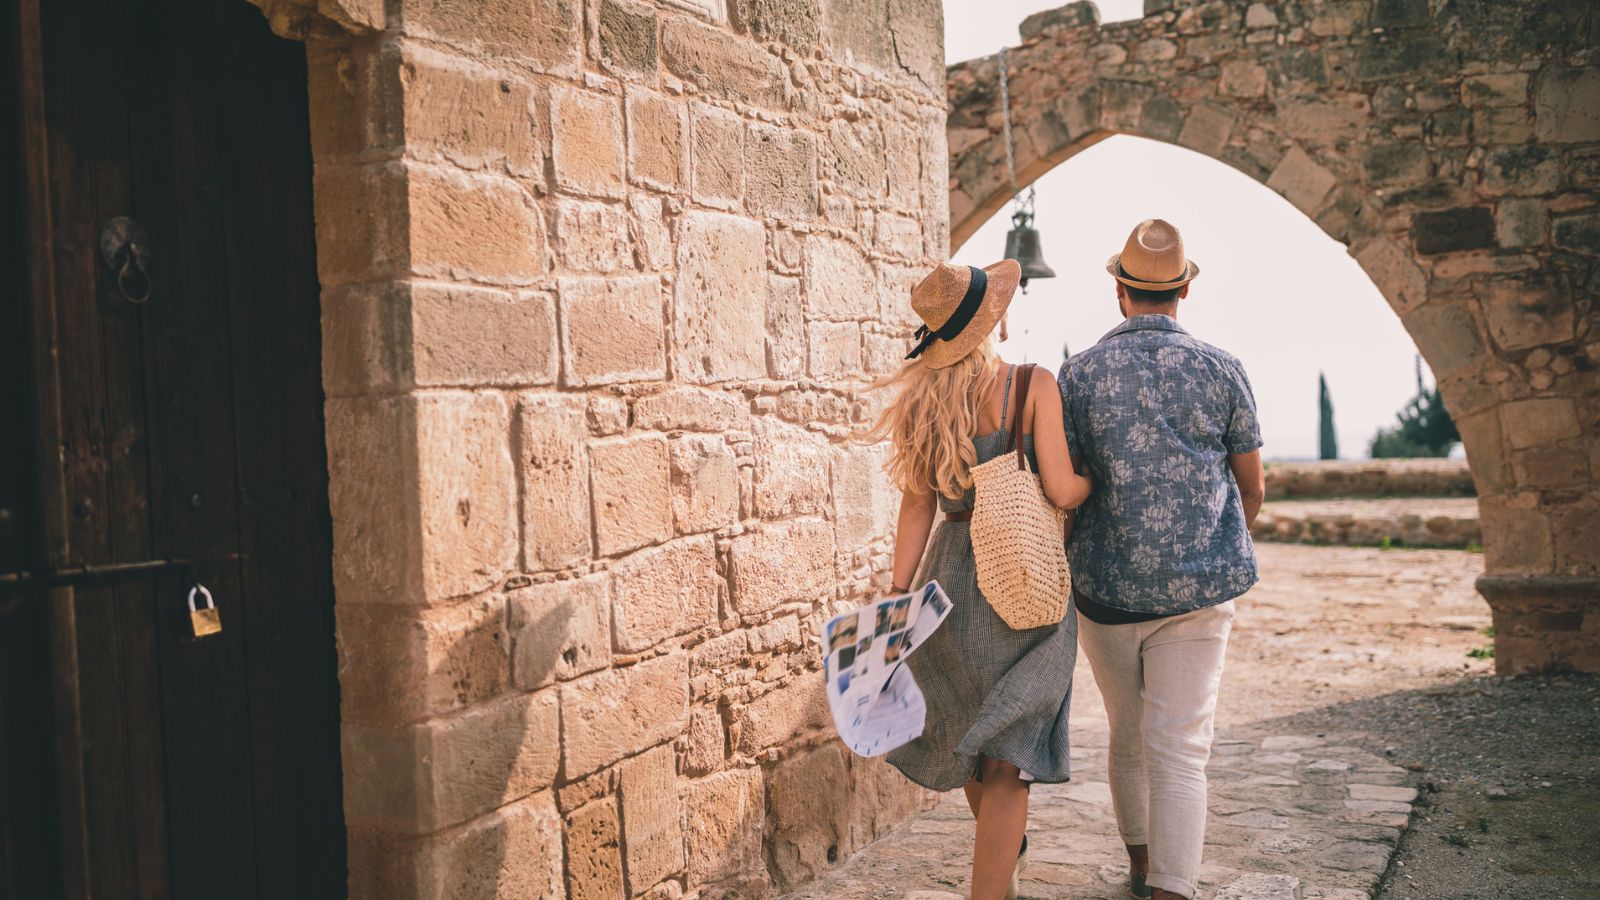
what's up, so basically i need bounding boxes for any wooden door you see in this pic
[1,0,346,896]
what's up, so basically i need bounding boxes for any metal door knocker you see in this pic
[99,216,152,304]
[187,583,222,637]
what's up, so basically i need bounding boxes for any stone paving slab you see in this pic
[779,730,1409,900]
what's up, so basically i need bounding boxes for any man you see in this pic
[1058,219,1266,900]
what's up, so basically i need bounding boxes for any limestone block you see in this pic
[1138,94,1184,142]
[683,706,727,775]
[320,283,409,397]
[401,0,581,76]
[630,194,676,270]
[670,435,741,534]
[746,122,820,218]
[509,574,612,690]
[674,211,767,383]
[807,321,862,380]
[342,689,559,833]
[1411,207,1496,255]
[1220,60,1267,98]
[848,755,926,850]
[1354,237,1428,317]
[567,798,626,900]
[766,744,851,889]
[827,118,884,198]
[1178,104,1234,158]
[731,0,822,47]
[559,275,666,386]
[1362,143,1430,188]
[833,441,896,550]
[627,89,688,191]
[1474,106,1534,144]
[619,743,685,893]
[407,166,544,284]
[595,0,659,79]
[1500,398,1580,450]
[561,654,690,777]
[346,791,564,900]
[1245,2,1277,28]
[684,767,766,885]
[661,15,787,108]
[1496,199,1548,248]
[326,396,419,606]
[1463,72,1529,108]
[734,677,829,753]
[1553,211,1600,256]
[306,41,402,164]
[399,49,537,177]
[728,519,834,614]
[553,198,634,274]
[635,386,747,431]
[883,119,920,208]
[1266,147,1337,217]
[416,392,518,601]
[804,236,877,319]
[336,595,509,725]
[874,212,922,261]
[1482,145,1560,196]
[690,103,745,210]
[610,535,721,651]
[1401,301,1487,377]
[1478,270,1573,351]
[517,392,592,570]
[410,285,558,387]
[590,435,673,556]
[551,86,626,199]
[753,418,832,518]
[862,330,903,376]
[1534,65,1600,143]
[766,275,807,378]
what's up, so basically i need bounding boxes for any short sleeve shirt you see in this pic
[1059,315,1263,616]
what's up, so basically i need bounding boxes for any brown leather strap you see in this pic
[945,509,972,522]
[1008,363,1036,471]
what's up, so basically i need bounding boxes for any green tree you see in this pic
[1370,356,1460,458]
[1318,372,1338,460]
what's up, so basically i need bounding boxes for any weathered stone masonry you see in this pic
[250,0,945,895]
[947,0,1600,674]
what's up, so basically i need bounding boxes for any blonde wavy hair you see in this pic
[865,336,1000,500]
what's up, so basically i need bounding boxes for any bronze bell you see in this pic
[1003,209,1055,292]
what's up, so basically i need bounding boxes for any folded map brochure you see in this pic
[820,581,954,758]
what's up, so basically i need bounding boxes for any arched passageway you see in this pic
[946,0,1600,673]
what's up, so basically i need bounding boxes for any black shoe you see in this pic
[1129,870,1152,899]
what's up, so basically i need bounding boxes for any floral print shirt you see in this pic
[1058,315,1263,615]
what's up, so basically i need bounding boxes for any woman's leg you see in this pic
[971,758,1028,900]
[963,778,983,817]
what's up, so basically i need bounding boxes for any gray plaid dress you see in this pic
[885,374,1077,791]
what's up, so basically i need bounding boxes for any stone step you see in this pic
[1265,460,1475,500]
[1252,498,1481,549]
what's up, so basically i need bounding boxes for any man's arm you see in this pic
[1228,450,1265,527]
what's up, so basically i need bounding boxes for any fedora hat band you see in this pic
[1118,262,1188,285]
[906,266,987,361]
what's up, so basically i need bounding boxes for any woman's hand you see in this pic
[889,489,938,593]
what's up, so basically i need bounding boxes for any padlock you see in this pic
[187,584,222,637]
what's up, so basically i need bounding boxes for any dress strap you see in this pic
[998,364,1017,430]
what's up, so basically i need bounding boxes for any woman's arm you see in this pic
[889,489,938,591]
[1026,366,1093,510]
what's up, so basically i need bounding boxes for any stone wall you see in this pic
[1264,460,1475,499]
[946,0,1600,674]
[279,0,947,895]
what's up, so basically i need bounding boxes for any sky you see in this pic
[944,0,1435,460]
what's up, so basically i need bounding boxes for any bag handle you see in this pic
[1007,363,1037,470]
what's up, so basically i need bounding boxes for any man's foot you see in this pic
[1128,870,1152,899]
[1003,835,1029,900]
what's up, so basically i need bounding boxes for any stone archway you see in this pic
[946,0,1600,673]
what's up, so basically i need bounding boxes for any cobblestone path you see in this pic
[781,544,1488,899]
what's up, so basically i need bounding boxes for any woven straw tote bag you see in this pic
[969,364,1071,630]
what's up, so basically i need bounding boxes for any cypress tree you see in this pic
[1319,372,1338,460]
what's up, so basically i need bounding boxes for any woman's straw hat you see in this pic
[1105,218,1200,291]
[905,259,1021,368]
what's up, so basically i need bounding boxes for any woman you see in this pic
[869,259,1093,899]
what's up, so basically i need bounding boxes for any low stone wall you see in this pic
[1264,460,1476,500]
[1252,498,1481,549]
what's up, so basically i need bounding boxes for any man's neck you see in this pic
[1125,304,1179,320]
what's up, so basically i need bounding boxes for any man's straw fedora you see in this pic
[905,259,1021,368]
[1106,218,1200,291]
